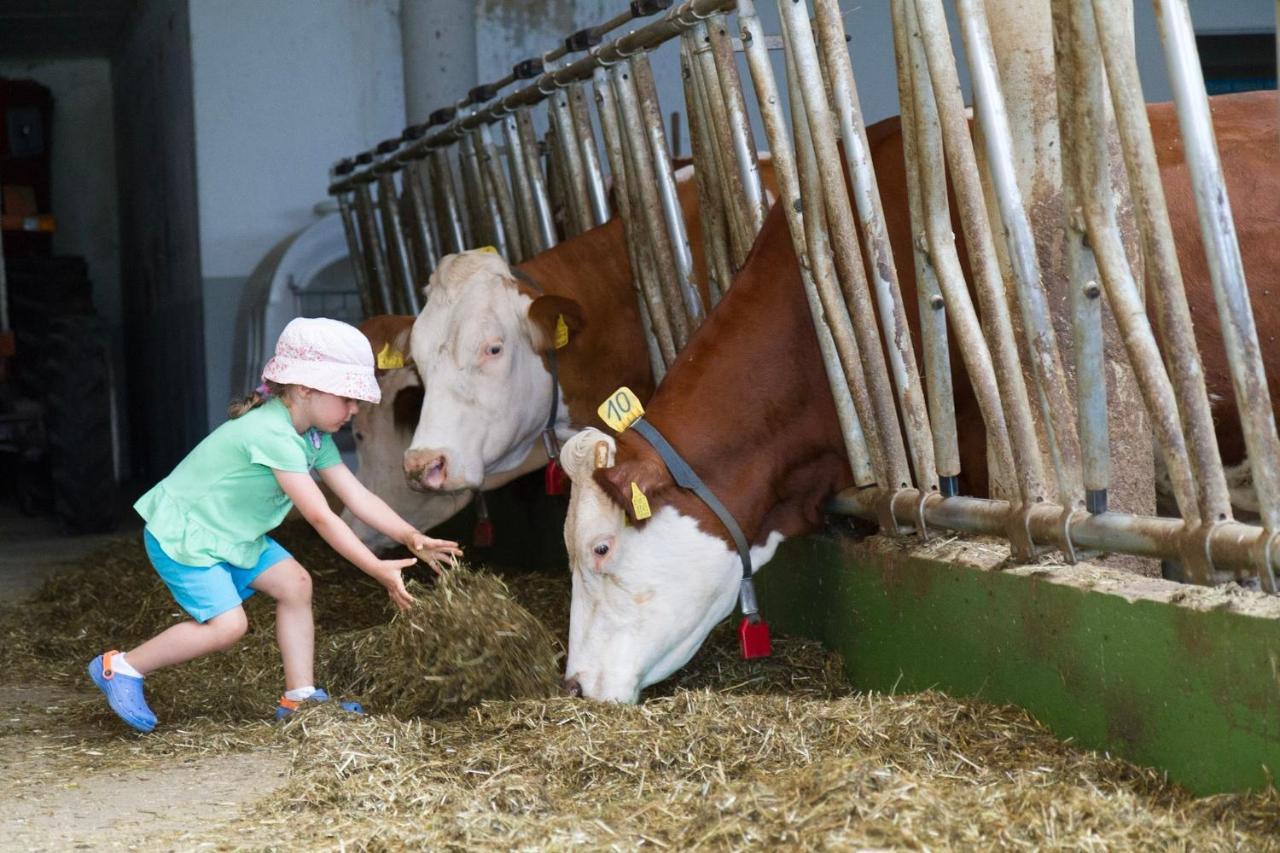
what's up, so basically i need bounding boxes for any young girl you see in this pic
[89,317,461,733]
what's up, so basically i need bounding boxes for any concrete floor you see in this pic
[0,499,141,603]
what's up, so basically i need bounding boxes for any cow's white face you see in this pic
[343,366,472,548]
[405,251,558,492]
[559,429,784,703]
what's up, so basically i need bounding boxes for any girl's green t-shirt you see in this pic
[134,398,341,568]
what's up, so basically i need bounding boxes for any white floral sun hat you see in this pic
[262,317,381,403]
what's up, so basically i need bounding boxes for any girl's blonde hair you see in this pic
[227,380,288,419]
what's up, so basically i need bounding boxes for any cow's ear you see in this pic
[528,295,586,353]
[594,454,670,524]
[391,321,414,368]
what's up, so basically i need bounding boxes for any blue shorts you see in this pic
[143,528,294,623]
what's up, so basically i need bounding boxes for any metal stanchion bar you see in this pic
[705,13,767,239]
[514,108,558,251]
[592,63,670,377]
[686,29,746,270]
[429,147,468,254]
[1050,0,1109,509]
[889,0,960,488]
[476,122,525,261]
[352,178,395,316]
[632,53,705,329]
[1090,0,1231,526]
[374,148,418,314]
[780,0,913,491]
[1069,0,1202,540]
[462,131,507,255]
[1155,0,1280,589]
[913,0,1046,510]
[401,158,441,284]
[737,0,874,486]
[679,37,733,303]
[567,81,611,227]
[786,21,886,488]
[500,112,543,257]
[813,0,938,494]
[547,83,595,235]
[956,0,1084,511]
[611,58,692,350]
[329,159,376,318]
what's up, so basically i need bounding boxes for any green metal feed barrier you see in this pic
[754,533,1280,796]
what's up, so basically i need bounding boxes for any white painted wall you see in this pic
[187,0,407,425]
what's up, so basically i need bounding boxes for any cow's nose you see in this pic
[404,448,449,491]
[562,676,583,698]
[422,455,447,489]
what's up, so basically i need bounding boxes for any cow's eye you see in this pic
[593,542,610,557]
[484,342,503,357]
[354,431,364,442]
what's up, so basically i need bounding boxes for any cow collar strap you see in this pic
[508,267,563,469]
[626,416,772,659]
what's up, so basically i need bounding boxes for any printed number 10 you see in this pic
[607,392,632,423]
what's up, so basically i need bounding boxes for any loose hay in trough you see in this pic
[2,525,1278,849]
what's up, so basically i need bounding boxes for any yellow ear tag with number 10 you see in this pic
[554,314,569,349]
[598,386,645,432]
[630,482,652,520]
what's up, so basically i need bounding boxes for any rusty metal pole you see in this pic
[956,0,1084,514]
[476,122,525,261]
[813,0,938,496]
[591,63,667,380]
[1090,0,1230,533]
[705,13,767,240]
[330,161,376,318]
[912,0,1048,556]
[567,81,611,226]
[890,0,961,495]
[1154,0,1280,590]
[1069,0,1204,548]
[515,108,558,251]
[780,0,914,494]
[401,157,441,284]
[736,0,876,488]
[501,111,544,257]
[632,52,705,330]
[679,38,732,303]
[352,178,394,316]
[1050,0,1110,515]
[547,78,594,235]
[784,19,887,491]
[429,147,468,254]
[611,57,689,355]
[685,28,746,270]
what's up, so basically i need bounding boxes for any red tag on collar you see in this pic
[472,517,494,548]
[544,460,568,495]
[738,617,772,659]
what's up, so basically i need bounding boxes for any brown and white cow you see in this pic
[402,163,778,493]
[560,91,1280,702]
[345,315,472,548]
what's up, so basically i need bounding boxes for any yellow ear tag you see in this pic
[598,386,644,432]
[554,314,570,349]
[477,245,498,254]
[376,342,405,370]
[630,482,652,520]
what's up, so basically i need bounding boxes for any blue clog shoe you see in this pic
[274,688,364,721]
[88,651,157,733]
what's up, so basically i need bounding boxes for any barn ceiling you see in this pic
[0,0,136,57]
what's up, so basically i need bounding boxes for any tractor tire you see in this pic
[42,315,118,533]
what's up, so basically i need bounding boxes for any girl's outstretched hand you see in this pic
[371,557,417,611]
[405,533,463,575]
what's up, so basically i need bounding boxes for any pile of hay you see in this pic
[174,689,1278,850]
[325,571,562,717]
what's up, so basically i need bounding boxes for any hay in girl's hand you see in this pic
[327,565,562,717]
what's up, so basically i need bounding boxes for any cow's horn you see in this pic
[594,441,609,469]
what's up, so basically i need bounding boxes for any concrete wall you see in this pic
[187,0,406,427]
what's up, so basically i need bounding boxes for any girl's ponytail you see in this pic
[227,381,283,419]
